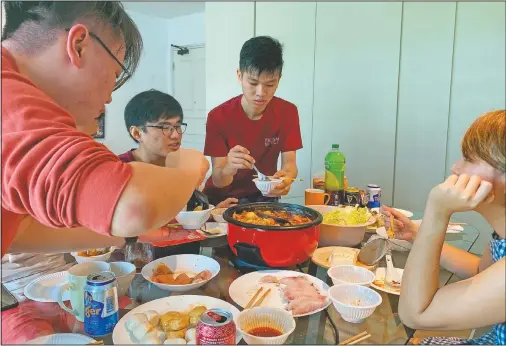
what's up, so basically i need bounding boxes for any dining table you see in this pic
[2,210,480,345]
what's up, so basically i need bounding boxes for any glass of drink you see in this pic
[124,242,153,273]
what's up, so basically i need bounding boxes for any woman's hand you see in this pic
[427,174,494,217]
[216,198,238,209]
[381,206,419,243]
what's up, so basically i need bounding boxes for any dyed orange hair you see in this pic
[462,110,505,174]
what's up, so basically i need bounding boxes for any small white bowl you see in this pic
[328,284,382,323]
[211,207,227,223]
[141,254,220,292]
[70,247,115,264]
[109,262,136,296]
[176,205,215,229]
[253,178,283,196]
[236,307,296,345]
[328,265,376,287]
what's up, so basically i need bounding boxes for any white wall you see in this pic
[206,2,506,253]
[99,10,170,154]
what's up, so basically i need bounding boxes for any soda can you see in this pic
[84,272,119,337]
[366,184,381,208]
[344,187,362,206]
[196,308,236,345]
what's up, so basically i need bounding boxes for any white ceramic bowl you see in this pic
[109,262,136,296]
[141,254,220,292]
[211,207,227,223]
[236,307,296,345]
[328,284,382,323]
[253,178,283,196]
[70,247,115,264]
[176,205,215,229]
[328,265,375,287]
[307,205,376,247]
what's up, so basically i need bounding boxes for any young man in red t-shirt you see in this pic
[203,36,303,205]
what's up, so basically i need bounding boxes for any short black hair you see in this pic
[239,36,284,77]
[124,89,183,142]
[2,1,142,88]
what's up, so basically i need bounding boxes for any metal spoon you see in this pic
[253,164,270,181]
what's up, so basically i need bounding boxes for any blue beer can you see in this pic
[84,272,119,337]
[366,184,381,208]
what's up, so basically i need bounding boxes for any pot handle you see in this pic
[234,243,269,267]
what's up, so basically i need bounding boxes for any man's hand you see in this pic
[267,170,294,197]
[216,198,239,209]
[222,145,255,176]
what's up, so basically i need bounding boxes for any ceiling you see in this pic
[122,2,204,19]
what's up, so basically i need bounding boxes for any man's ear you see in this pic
[66,24,91,68]
[130,126,142,142]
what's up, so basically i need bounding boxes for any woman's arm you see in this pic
[399,174,501,330]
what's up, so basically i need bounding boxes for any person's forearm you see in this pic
[281,162,298,179]
[440,243,481,279]
[111,162,200,237]
[211,166,235,188]
[9,216,125,254]
[399,205,450,325]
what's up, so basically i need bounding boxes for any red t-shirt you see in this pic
[118,150,136,163]
[1,46,132,256]
[203,95,303,202]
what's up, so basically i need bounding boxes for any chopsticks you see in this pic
[245,287,272,309]
[87,341,104,345]
[449,222,467,226]
[386,213,395,239]
[339,331,372,345]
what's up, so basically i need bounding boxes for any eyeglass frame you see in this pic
[143,123,188,137]
[64,28,131,90]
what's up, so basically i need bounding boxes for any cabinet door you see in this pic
[394,2,456,211]
[256,2,317,203]
[312,2,402,205]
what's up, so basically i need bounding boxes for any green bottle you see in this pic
[324,144,346,205]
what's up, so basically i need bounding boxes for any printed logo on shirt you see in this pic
[265,137,280,147]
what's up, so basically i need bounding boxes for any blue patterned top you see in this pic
[419,232,506,345]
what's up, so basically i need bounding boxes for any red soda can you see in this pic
[196,308,236,345]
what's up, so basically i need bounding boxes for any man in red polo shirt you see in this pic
[203,36,303,205]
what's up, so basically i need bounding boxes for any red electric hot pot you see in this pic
[223,203,323,268]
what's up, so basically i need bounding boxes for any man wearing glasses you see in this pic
[1,2,208,256]
[119,89,238,209]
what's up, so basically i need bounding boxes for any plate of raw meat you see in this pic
[228,270,331,317]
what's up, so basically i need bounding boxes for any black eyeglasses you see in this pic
[65,28,130,90]
[144,123,187,137]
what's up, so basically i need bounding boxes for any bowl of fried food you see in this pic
[71,247,115,264]
[141,254,220,292]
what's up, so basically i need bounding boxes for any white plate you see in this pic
[112,295,242,344]
[141,254,220,292]
[370,267,403,296]
[229,270,331,317]
[26,333,95,344]
[371,207,413,218]
[197,222,228,238]
[24,271,69,303]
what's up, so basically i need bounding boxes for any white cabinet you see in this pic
[394,2,456,211]
[311,2,402,205]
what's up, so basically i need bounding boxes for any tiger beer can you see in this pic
[84,272,119,337]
